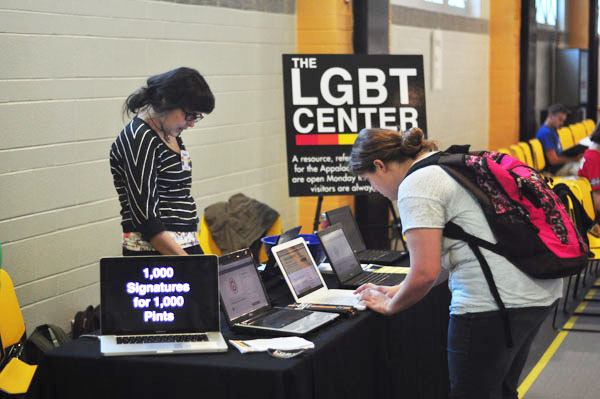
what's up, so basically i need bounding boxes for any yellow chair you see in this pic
[582,119,596,135]
[509,144,526,163]
[517,142,534,167]
[557,126,575,149]
[570,122,588,142]
[199,215,282,263]
[528,138,546,172]
[497,147,511,155]
[0,270,37,397]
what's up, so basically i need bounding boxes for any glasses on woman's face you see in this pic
[181,109,205,123]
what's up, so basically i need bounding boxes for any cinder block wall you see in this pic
[489,0,520,150]
[391,2,490,151]
[0,0,296,332]
[296,0,355,233]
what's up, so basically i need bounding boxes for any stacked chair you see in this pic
[495,119,600,331]
[0,269,38,396]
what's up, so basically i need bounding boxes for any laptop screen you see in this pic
[325,206,367,252]
[100,255,219,335]
[275,241,324,298]
[318,225,363,282]
[219,252,269,321]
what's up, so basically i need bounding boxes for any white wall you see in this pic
[391,26,490,150]
[0,0,296,332]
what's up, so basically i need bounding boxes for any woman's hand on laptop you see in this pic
[357,287,393,315]
[354,283,394,297]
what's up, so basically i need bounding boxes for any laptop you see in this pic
[99,255,228,356]
[317,224,406,288]
[272,238,366,310]
[263,225,302,276]
[325,205,407,265]
[219,249,339,336]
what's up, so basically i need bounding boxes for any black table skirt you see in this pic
[27,276,450,399]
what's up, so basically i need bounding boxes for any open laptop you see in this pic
[219,249,338,336]
[99,255,228,356]
[317,224,406,288]
[272,238,366,310]
[325,205,407,265]
[263,225,302,276]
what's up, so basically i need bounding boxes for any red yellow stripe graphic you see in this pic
[295,134,358,146]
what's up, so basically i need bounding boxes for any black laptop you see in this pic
[325,205,407,265]
[219,249,338,336]
[317,224,406,288]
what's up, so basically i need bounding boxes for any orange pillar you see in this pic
[568,1,589,49]
[489,1,521,150]
[296,0,355,233]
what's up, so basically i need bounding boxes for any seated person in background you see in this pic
[536,103,582,176]
[578,121,600,236]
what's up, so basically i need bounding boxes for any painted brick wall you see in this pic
[391,10,490,151]
[296,0,354,233]
[0,0,296,332]
[489,1,520,150]
[391,27,490,150]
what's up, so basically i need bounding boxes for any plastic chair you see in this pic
[557,126,575,149]
[496,147,511,155]
[582,119,596,135]
[0,270,38,396]
[199,215,282,263]
[528,139,546,172]
[517,142,534,167]
[509,144,526,163]
[570,122,588,142]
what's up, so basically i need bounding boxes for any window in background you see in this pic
[448,0,466,7]
[536,0,557,26]
[425,0,466,6]
[393,0,481,18]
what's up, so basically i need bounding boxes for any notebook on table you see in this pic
[271,238,366,311]
[99,255,228,356]
[317,224,406,288]
[219,249,338,336]
[325,205,407,265]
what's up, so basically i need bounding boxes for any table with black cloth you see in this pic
[27,271,450,399]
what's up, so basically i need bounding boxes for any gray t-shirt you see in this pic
[398,161,562,314]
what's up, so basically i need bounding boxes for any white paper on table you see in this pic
[229,336,314,354]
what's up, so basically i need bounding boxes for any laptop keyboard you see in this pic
[357,249,405,263]
[116,334,208,344]
[351,271,404,286]
[245,308,311,328]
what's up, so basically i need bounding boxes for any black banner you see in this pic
[282,54,427,197]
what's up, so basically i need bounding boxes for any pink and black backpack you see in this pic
[406,145,588,346]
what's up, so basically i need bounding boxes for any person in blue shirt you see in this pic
[536,103,581,175]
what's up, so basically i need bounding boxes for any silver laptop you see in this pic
[219,249,338,336]
[317,224,406,288]
[271,238,366,310]
[99,255,228,356]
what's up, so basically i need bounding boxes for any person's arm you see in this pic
[545,149,581,166]
[592,190,600,220]
[150,232,188,255]
[357,227,442,315]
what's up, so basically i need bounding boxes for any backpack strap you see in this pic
[405,145,472,179]
[445,222,514,347]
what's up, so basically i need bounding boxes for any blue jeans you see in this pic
[448,304,553,399]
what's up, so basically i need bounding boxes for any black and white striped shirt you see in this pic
[110,118,198,241]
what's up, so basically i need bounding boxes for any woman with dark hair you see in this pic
[578,122,600,235]
[110,67,215,256]
[349,127,561,399]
